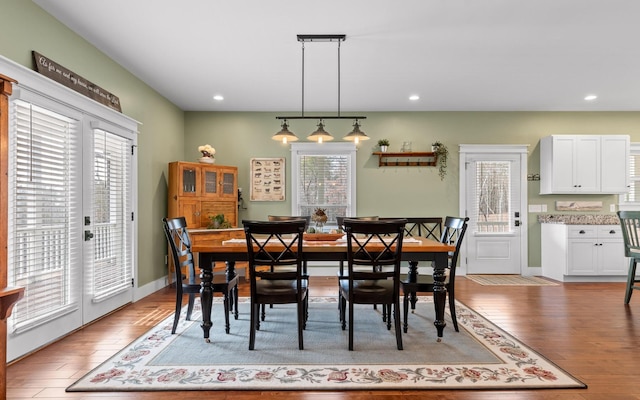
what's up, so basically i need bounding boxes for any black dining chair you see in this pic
[617,211,640,304]
[162,217,239,334]
[401,217,443,241]
[400,216,469,333]
[339,218,407,350]
[268,215,311,274]
[335,216,379,274]
[336,216,379,230]
[243,219,308,350]
[268,215,311,229]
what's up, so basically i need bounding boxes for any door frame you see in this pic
[458,144,529,276]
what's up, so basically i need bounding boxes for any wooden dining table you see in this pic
[192,234,455,342]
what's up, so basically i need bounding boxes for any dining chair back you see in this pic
[163,217,238,334]
[339,218,407,350]
[617,211,640,303]
[403,217,442,240]
[268,215,311,229]
[400,216,469,333]
[243,219,308,350]
[336,215,378,230]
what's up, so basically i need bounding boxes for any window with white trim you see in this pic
[291,142,357,226]
[619,143,640,210]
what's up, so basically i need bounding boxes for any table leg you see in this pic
[432,252,447,341]
[407,260,419,310]
[226,261,238,319]
[199,256,213,343]
[403,260,419,333]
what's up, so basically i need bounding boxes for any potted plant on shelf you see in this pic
[431,141,449,180]
[377,139,390,152]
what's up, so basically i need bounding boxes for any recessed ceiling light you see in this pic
[584,95,597,101]
[213,95,224,101]
[409,95,420,101]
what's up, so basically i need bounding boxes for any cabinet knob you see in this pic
[610,230,616,234]
[579,230,586,234]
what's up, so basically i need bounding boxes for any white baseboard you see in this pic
[134,276,168,302]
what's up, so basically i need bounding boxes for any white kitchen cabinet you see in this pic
[601,135,630,193]
[539,135,629,194]
[541,224,627,281]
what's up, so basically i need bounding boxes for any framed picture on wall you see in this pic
[250,157,285,201]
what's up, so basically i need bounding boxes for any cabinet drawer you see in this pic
[568,226,597,239]
[597,225,622,239]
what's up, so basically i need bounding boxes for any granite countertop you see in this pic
[537,214,620,225]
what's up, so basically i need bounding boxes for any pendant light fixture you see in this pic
[307,119,333,143]
[272,119,298,143]
[275,34,366,143]
[342,119,369,144]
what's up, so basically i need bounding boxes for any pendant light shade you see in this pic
[343,120,370,144]
[272,120,298,144]
[307,121,334,143]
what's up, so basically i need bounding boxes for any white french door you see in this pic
[7,88,135,361]
[82,123,134,322]
[459,145,528,275]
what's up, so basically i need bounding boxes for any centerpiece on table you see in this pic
[198,144,216,164]
[306,208,343,241]
[311,208,328,232]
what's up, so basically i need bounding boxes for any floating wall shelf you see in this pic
[372,152,438,167]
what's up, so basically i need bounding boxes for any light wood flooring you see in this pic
[7,276,640,400]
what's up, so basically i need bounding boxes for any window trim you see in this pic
[618,142,640,210]
[290,142,357,221]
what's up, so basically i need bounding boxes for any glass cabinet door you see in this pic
[178,165,199,196]
[221,171,235,195]
[202,169,218,195]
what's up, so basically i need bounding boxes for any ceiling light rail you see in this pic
[273,34,369,144]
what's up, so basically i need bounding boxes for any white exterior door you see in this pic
[82,123,134,322]
[459,145,528,275]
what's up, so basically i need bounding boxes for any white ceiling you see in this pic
[33,0,640,112]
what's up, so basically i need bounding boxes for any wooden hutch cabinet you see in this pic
[167,161,238,228]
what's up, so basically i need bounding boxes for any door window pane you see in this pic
[474,161,512,233]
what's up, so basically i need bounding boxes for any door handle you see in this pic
[84,230,94,241]
[514,220,521,227]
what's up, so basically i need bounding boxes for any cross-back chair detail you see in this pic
[402,217,443,241]
[617,211,640,304]
[243,219,308,350]
[339,218,407,351]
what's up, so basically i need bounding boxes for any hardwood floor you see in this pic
[7,276,640,399]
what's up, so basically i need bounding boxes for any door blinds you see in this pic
[9,100,81,332]
[90,129,132,302]
[473,160,513,233]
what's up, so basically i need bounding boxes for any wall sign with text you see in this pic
[250,158,285,201]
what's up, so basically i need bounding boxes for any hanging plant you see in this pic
[431,141,449,180]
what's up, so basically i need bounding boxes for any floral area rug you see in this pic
[67,297,584,391]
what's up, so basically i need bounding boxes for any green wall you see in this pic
[4,1,640,283]
[185,111,640,269]
[1,0,186,286]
